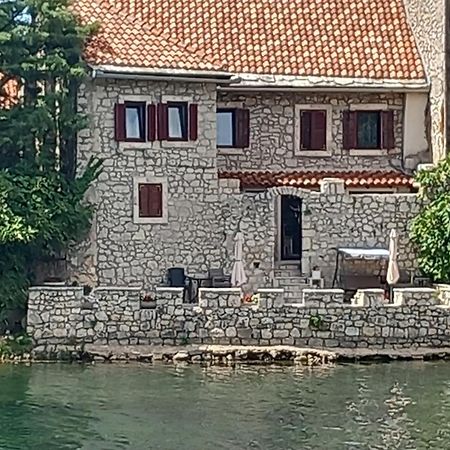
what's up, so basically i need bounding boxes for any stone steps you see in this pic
[275,276,309,286]
[273,271,309,302]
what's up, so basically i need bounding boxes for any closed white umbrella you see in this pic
[387,229,400,285]
[231,232,247,287]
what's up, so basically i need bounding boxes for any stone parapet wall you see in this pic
[28,286,450,350]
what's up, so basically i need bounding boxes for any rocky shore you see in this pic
[0,344,446,366]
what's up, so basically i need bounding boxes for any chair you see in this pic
[208,268,231,288]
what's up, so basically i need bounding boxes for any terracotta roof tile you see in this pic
[0,77,18,108]
[73,0,223,72]
[219,170,416,190]
[73,0,425,80]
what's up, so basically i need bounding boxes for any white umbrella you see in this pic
[387,229,400,285]
[231,232,247,287]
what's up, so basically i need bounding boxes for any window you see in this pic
[216,108,250,148]
[300,110,327,150]
[134,177,168,224]
[343,110,395,150]
[167,102,188,140]
[356,112,380,149]
[114,101,197,143]
[217,109,235,146]
[114,102,156,143]
[125,102,145,140]
[138,183,163,218]
[114,102,147,142]
[156,102,198,142]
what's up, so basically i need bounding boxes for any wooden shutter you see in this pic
[139,184,150,217]
[148,184,162,217]
[157,103,168,140]
[189,103,198,141]
[235,108,250,148]
[139,184,162,217]
[343,110,357,149]
[310,110,327,150]
[147,104,156,141]
[114,103,126,141]
[381,110,395,149]
[300,111,312,150]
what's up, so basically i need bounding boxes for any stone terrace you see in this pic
[27,285,450,351]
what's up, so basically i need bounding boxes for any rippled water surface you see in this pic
[1,362,450,449]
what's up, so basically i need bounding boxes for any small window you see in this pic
[216,108,250,148]
[356,111,381,149]
[139,183,162,218]
[300,110,327,150]
[343,110,395,150]
[125,102,145,141]
[217,109,235,146]
[167,102,188,140]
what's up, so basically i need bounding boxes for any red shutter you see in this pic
[114,103,126,141]
[157,103,168,140]
[343,110,357,149]
[148,184,162,217]
[235,108,250,148]
[381,110,395,149]
[300,111,312,150]
[147,104,156,141]
[139,184,150,217]
[189,103,198,141]
[310,110,327,150]
[139,184,163,217]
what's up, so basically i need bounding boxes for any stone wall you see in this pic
[404,0,447,162]
[28,286,450,350]
[217,91,405,171]
[72,78,224,287]
[220,179,420,288]
[71,78,422,293]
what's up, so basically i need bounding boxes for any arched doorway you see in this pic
[279,195,302,263]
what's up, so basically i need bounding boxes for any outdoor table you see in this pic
[186,275,211,303]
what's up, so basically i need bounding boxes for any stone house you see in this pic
[70,0,438,293]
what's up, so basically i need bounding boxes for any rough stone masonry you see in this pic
[27,285,450,352]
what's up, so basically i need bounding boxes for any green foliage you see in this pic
[410,157,450,283]
[0,159,102,315]
[0,0,96,175]
[0,333,32,358]
[309,314,324,330]
[0,0,101,322]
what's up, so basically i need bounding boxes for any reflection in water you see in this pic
[0,362,450,449]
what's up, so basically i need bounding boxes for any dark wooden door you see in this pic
[281,196,302,261]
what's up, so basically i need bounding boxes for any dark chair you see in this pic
[208,268,231,288]
[168,267,186,287]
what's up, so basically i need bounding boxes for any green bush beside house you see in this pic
[0,0,100,331]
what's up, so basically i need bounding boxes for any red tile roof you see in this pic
[0,77,18,108]
[219,170,416,190]
[73,0,425,80]
[74,0,222,72]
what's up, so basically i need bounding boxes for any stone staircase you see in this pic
[273,265,309,302]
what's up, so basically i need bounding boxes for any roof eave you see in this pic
[89,64,235,83]
[220,73,430,92]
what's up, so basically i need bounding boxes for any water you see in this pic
[1,362,450,450]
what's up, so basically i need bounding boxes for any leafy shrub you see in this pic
[410,158,450,283]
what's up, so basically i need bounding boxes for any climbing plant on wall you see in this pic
[0,0,101,325]
[410,157,450,283]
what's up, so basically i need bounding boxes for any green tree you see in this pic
[410,158,450,283]
[0,0,101,325]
